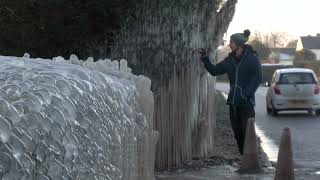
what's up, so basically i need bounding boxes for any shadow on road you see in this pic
[268,111,319,119]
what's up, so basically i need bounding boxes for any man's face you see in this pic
[229,40,238,52]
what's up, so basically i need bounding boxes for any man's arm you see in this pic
[201,55,227,76]
[243,56,262,96]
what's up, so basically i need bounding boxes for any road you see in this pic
[216,82,320,174]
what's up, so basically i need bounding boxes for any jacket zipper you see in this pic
[231,57,237,105]
[231,51,248,105]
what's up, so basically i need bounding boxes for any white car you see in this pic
[266,68,320,116]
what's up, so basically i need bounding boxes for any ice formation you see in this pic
[0,54,158,180]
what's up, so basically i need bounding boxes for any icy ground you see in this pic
[0,54,157,180]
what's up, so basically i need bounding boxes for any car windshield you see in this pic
[279,72,316,84]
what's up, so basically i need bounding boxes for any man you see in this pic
[198,29,262,155]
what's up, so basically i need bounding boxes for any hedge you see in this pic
[293,60,320,78]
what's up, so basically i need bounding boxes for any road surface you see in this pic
[216,82,320,175]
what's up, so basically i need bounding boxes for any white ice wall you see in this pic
[110,0,238,169]
[0,54,157,180]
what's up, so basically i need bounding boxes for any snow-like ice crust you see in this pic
[0,53,158,180]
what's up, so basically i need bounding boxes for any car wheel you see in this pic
[266,106,272,115]
[271,108,278,116]
[308,110,314,116]
[316,110,320,116]
[271,101,278,116]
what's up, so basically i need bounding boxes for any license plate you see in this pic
[288,100,307,106]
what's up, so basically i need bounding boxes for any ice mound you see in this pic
[0,54,158,180]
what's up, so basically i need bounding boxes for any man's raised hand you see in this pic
[196,48,207,57]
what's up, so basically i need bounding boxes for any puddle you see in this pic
[255,126,279,162]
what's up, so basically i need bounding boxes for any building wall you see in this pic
[279,59,293,65]
[296,37,320,60]
[279,53,294,60]
[278,53,294,65]
[310,49,320,60]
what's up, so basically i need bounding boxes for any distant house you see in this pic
[296,34,320,60]
[269,48,295,65]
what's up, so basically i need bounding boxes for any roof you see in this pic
[270,48,295,55]
[300,35,320,49]
[278,68,315,74]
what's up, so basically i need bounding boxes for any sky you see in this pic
[226,0,320,39]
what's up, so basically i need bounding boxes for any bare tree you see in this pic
[269,32,288,48]
[250,39,271,60]
[286,40,298,48]
[252,31,291,48]
[253,31,264,42]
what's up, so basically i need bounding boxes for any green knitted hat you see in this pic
[230,29,251,47]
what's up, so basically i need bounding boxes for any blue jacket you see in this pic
[201,45,262,106]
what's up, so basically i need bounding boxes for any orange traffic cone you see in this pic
[274,127,295,180]
[239,118,261,173]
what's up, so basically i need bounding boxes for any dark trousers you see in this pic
[229,104,255,155]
